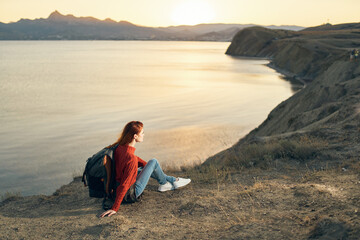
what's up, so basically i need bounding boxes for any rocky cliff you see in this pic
[206,26,360,168]
[225,27,354,81]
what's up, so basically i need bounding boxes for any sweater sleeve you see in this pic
[111,159,138,212]
[137,156,147,168]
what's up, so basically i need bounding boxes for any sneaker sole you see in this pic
[174,179,191,189]
[158,186,174,192]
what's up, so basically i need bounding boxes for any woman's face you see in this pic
[135,128,144,143]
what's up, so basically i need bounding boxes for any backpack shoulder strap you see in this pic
[106,143,119,160]
[81,170,87,186]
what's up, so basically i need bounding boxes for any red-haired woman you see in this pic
[99,121,191,218]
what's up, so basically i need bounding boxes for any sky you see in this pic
[0,0,359,27]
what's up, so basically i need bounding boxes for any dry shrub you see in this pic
[223,135,328,169]
[1,191,22,203]
[185,164,233,185]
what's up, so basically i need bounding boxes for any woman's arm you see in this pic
[111,160,137,211]
[137,156,147,168]
[99,159,137,217]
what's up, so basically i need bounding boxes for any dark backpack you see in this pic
[82,144,141,210]
[82,144,118,202]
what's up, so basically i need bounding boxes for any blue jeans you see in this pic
[135,158,176,197]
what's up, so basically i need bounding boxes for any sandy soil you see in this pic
[1,165,359,240]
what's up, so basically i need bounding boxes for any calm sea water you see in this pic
[0,41,294,196]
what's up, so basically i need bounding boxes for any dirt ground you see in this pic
[1,164,359,240]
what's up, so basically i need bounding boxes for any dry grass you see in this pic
[1,161,359,239]
[213,135,329,170]
[177,164,233,186]
[0,191,22,203]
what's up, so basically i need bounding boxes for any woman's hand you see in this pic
[99,209,116,218]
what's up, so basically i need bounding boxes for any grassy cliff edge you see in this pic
[205,26,360,170]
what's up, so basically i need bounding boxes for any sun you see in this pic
[171,1,215,26]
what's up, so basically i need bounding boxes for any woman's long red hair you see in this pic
[108,121,143,148]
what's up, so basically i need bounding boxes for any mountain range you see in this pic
[0,11,305,41]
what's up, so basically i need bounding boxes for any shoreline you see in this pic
[207,26,360,168]
[227,55,308,88]
[267,62,308,87]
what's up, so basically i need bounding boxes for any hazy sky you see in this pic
[0,0,359,27]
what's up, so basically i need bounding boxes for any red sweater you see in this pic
[111,145,147,212]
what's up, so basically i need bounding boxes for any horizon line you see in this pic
[0,10,309,28]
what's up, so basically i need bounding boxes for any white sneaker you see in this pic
[158,181,174,192]
[173,178,191,189]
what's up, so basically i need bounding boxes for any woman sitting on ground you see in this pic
[99,121,191,218]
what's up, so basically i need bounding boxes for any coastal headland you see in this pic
[207,24,360,168]
[1,24,360,239]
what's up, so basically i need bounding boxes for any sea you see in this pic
[0,41,294,196]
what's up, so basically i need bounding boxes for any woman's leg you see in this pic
[135,158,176,197]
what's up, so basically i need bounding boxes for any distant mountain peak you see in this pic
[118,20,135,26]
[48,10,63,19]
[46,11,128,25]
[48,10,76,22]
[104,18,116,23]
